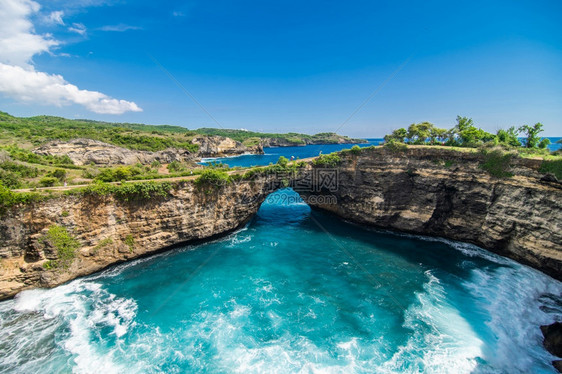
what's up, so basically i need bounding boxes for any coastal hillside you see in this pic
[0,111,360,189]
[195,128,366,147]
[0,111,362,152]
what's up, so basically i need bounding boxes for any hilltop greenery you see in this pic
[0,111,199,152]
[195,128,365,147]
[0,111,363,152]
[383,116,553,152]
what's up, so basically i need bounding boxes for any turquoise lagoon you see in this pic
[0,189,561,373]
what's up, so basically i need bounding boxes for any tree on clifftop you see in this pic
[383,128,407,143]
[519,123,544,148]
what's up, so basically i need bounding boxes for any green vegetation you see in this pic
[81,181,173,201]
[125,235,135,252]
[384,140,408,152]
[277,156,289,168]
[0,111,198,152]
[42,225,79,270]
[0,111,365,189]
[350,145,362,155]
[39,176,58,187]
[539,160,562,180]
[167,160,186,173]
[195,128,365,146]
[383,116,554,152]
[194,169,232,188]
[0,111,362,156]
[479,149,514,178]
[0,159,40,188]
[0,183,43,213]
[2,145,75,166]
[95,166,141,182]
[92,238,113,255]
[312,153,342,167]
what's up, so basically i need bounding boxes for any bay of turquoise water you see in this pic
[0,189,561,373]
[201,137,561,168]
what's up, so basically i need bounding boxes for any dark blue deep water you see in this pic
[1,189,561,373]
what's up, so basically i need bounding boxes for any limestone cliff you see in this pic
[1,146,560,300]
[192,135,263,157]
[34,136,263,166]
[301,147,562,280]
[0,178,275,300]
[33,138,195,166]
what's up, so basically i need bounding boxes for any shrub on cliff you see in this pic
[47,168,67,181]
[80,180,172,201]
[277,156,289,168]
[312,153,341,168]
[114,182,172,201]
[42,225,79,270]
[194,169,231,188]
[167,161,186,173]
[350,145,362,155]
[384,140,408,153]
[39,176,58,187]
[479,149,514,178]
[539,159,562,180]
[0,183,43,213]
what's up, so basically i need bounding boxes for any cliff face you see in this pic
[0,178,275,300]
[33,136,263,166]
[1,146,560,300]
[34,138,196,166]
[192,135,263,157]
[301,147,562,280]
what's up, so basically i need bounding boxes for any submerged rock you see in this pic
[542,322,562,372]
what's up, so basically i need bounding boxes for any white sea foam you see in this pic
[463,265,562,373]
[2,279,138,374]
[382,270,484,374]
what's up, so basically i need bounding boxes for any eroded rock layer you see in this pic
[302,147,562,280]
[0,179,275,299]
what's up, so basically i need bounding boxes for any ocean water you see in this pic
[1,189,561,373]
[201,137,561,168]
[200,139,383,167]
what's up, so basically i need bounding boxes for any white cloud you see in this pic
[0,64,142,114]
[47,10,64,25]
[172,10,185,17]
[0,0,142,114]
[68,22,86,35]
[98,24,141,32]
[0,0,58,67]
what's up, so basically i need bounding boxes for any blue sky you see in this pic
[0,0,561,136]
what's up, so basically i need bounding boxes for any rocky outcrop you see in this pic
[33,136,264,166]
[300,147,562,280]
[33,138,195,166]
[0,178,276,300]
[192,136,263,157]
[542,322,562,372]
